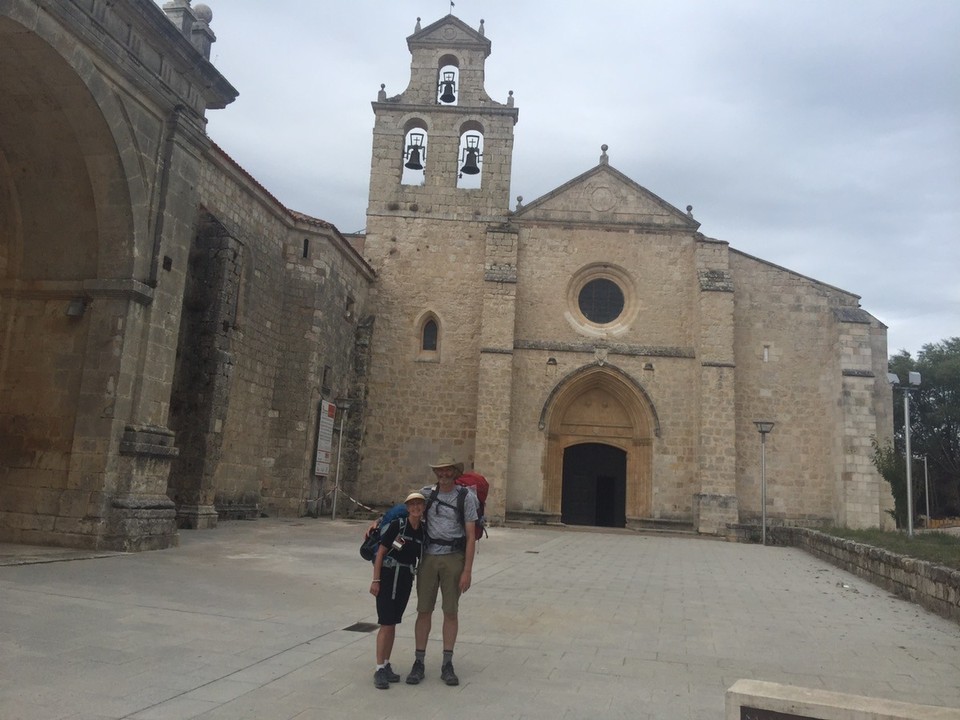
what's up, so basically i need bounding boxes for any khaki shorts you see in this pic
[416,552,465,615]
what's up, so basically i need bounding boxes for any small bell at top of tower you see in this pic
[459,134,482,175]
[438,71,457,104]
[404,132,425,170]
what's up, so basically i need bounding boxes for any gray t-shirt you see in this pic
[420,484,479,555]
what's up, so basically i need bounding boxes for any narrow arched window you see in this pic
[417,314,441,362]
[422,319,438,351]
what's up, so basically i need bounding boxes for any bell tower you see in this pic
[366,15,519,219]
[359,15,520,511]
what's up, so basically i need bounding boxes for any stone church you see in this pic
[0,1,893,551]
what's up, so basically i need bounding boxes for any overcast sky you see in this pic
[195,0,959,359]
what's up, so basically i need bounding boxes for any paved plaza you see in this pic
[1,519,958,720]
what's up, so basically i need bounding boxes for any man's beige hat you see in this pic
[428,456,458,469]
[404,492,426,504]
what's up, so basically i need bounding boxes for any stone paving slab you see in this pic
[0,518,958,720]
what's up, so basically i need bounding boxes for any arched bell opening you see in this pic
[401,119,429,186]
[456,121,484,190]
[542,364,658,526]
[436,56,460,106]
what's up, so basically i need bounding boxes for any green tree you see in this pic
[872,438,908,528]
[887,337,960,520]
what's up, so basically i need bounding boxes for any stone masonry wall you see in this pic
[730,250,890,528]
[192,148,373,520]
[360,215,487,504]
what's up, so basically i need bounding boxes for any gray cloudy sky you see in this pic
[197,0,959,359]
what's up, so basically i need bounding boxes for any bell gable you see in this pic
[408,15,491,56]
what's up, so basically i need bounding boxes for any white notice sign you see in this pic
[315,400,336,476]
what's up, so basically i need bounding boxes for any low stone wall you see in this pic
[767,527,960,624]
[726,679,960,720]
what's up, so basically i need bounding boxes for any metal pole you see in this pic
[924,455,930,527]
[760,433,767,547]
[904,392,913,538]
[331,408,348,520]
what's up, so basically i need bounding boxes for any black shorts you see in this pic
[375,566,415,626]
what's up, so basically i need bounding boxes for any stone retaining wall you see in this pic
[769,527,960,624]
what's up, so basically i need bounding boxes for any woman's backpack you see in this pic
[359,503,408,561]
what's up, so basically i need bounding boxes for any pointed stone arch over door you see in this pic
[541,365,659,525]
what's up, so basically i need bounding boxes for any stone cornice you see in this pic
[371,101,519,122]
[37,0,237,114]
[0,278,155,305]
[515,340,695,359]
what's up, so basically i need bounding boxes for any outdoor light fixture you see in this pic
[888,371,921,537]
[753,420,775,546]
[331,397,354,521]
[438,70,456,103]
[460,134,481,175]
[404,132,425,170]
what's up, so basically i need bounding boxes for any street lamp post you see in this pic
[887,372,921,538]
[331,398,353,521]
[753,421,775,546]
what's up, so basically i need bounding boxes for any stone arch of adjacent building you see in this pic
[0,14,143,543]
[539,363,659,526]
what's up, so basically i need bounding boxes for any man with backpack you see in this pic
[405,456,479,687]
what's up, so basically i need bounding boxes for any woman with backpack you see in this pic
[369,491,426,689]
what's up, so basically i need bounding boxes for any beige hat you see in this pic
[404,492,426,504]
[429,456,458,469]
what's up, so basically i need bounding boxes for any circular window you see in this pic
[578,278,624,324]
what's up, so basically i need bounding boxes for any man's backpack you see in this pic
[457,472,489,540]
[359,503,408,562]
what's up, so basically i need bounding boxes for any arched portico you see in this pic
[541,364,658,525]
[0,14,141,545]
[0,4,235,549]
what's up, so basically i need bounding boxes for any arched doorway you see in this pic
[561,443,626,527]
[541,364,659,526]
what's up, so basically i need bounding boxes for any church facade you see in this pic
[356,16,894,534]
[0,2,893,551]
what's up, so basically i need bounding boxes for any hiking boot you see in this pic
[383,663,400,683]
[440,661,459,686]
[374,667,390,689]
[405,659,425,685]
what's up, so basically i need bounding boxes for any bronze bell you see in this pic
[404,147,423,171]
[460,148,480,175]
[439,81,456,104]
[439,71,457,103]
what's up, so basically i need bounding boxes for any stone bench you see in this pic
[726,680,960,720]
